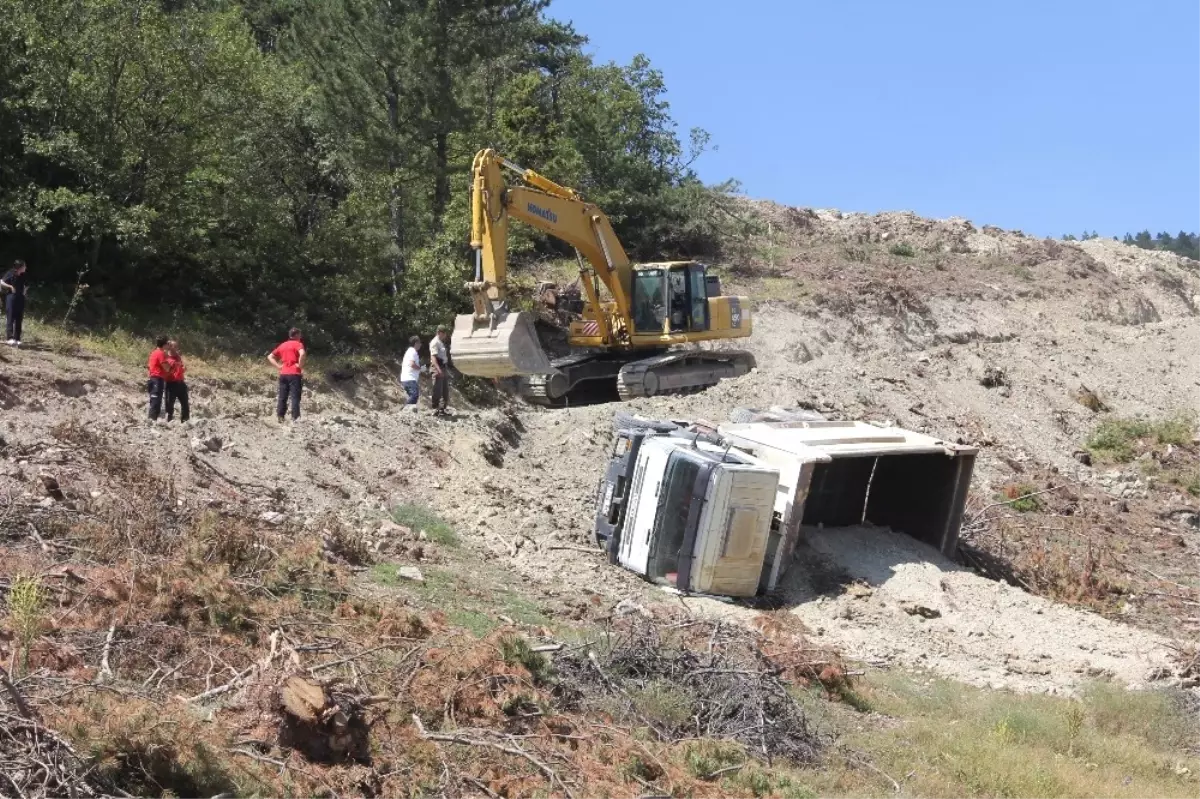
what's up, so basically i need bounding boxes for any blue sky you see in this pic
[548,0,1199,239]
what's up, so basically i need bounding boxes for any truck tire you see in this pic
[612,411,678,433]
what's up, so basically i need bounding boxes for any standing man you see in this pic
[1,260,28,347]
[164,339,190,423]
[147,336,169,422]
[267,327,305,423]
[429,324,451,416]
[399,334,422,407]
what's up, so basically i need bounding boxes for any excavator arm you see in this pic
[453,149,634,378]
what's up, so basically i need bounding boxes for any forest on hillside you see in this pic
[0,0,740,345]
[1120,230,1200,261]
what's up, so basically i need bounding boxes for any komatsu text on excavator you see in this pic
[451,149,756,405]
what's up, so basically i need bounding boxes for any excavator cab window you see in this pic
[632,269,666,334]
[688,264,710,332]
[666,264,710,333]
[668,270,688,332]
[633,265,710,335]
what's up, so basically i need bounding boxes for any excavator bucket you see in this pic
[451,311,554,377]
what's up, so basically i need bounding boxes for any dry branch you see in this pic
[412,714,575,799]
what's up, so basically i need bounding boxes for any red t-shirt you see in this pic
[148,348,168,379]
[272,339,304,375]
[165,354,185,382]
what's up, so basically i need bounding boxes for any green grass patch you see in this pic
[997,482,1042,512]
[888,242,916,257]
[793,671,1199,798]
[390,503,459,547]
[1087,414,1196,463]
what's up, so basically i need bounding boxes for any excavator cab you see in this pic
[631,263,711,335]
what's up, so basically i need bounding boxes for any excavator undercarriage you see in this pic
[519,348,757,406]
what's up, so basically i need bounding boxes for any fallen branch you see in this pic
[97,623,116,683]
[411,714,575,799]
[545,545,598,555]
[182,665,255,703]
[309,643,419,674]
[964,482,1074,529]
[844,752,901,793]
[188,453,273,493]
[0,664,35,719]
[463,776,500,799]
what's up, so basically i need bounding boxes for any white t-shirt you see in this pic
[429,336,448,367]
[400,346,421,382]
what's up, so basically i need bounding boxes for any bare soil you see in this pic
[2,205,1199,792]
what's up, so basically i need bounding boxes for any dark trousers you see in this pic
[401,380,419,405]
[166,381,190,422]
[147,377,165,420]
[5,295,23,341]
[431,367,449,411]
[277,374,302,420]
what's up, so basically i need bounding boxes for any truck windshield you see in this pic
[648,454,701,585]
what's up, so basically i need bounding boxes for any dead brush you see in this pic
[187,511,275,577]
[1013,529,1123,606]
[553,614,823,763]
[315,513,373,567]
[50,420,185,559]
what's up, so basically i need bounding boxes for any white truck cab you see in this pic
[615,435,778,597]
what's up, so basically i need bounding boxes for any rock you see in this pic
[377,520,412,538]
[1073,450,1093,466]
[260,511,287,525]
[190,435,223,453]
[900,602,942,619]
[38,473,65,501]
[845,583,873,600]
[980,366,1009,388]
[396,565,424,583]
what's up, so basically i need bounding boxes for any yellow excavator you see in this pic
[451,149,755,405]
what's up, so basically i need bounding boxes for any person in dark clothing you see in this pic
[267,327,305,422]
[147,337,169,421]
[164,339,190,423]
[1,260,28,347]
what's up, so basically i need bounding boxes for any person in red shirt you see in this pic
[164,339,190,423]
[267,327,306,422]
[147,336,169,421]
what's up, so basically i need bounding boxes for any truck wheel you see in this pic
[612,411,678,433]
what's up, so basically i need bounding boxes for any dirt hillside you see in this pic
[2,207,1198,690]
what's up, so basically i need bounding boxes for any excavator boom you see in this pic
[452,149,633,378]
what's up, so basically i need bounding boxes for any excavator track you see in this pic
[616,350,757,400]
[519,352,631,407]
[519,349,756,406]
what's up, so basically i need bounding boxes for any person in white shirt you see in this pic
[399,335,421,405]
[429,324,451,415]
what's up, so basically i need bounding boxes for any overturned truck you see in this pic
[593,410,977,598]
